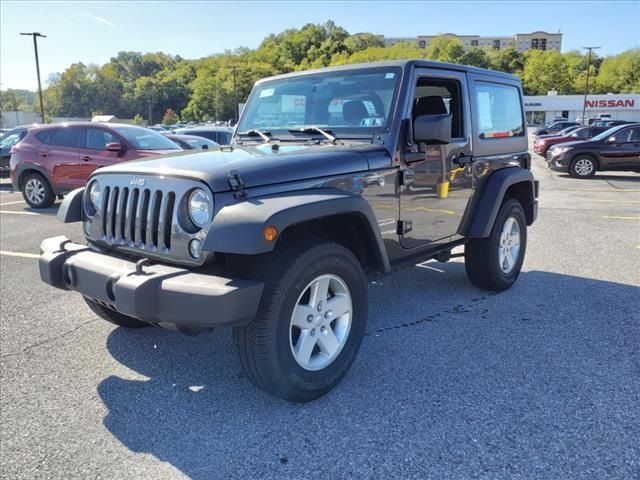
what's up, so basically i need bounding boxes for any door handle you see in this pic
[454,153,474,166]
[38,151,49,157]
[80,155,92,161]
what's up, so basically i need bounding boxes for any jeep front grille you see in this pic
[100,186,176,251]
[85,173,211,265]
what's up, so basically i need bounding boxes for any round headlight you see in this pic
[88,181,102,211]
[188,188,212,228]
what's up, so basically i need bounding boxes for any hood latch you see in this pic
[228,170,247,199]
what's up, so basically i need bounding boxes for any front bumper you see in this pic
[39,236,264,331]
[546,151,570,172]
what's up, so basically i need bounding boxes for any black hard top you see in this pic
[257,59,520,84]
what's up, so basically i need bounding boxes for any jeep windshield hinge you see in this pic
[228,170,247,199]
[396,220,413,235]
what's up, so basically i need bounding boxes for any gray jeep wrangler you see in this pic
[40,60,538,402]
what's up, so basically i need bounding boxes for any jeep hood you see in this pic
[96,143,388,192]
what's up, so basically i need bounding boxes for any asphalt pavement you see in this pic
[1,145,639,479]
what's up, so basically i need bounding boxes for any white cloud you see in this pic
[83,11,118,29]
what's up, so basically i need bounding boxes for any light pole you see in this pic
[230,65,238,124]
[581,46,600,125]
[20,32,47,123]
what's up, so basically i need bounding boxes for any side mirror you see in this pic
[605,136,617,144]
[201,144,209,150]
[413,114,451,145]
[106,142,123,152]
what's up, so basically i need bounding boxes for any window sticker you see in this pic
[259,88,275,98]
[385,72,395,79]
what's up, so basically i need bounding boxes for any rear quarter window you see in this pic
[35,129,54,144]
[474,82,524,139]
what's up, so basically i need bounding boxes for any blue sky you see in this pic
[1,0,639,90]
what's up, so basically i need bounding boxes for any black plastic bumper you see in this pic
[39,236,264,330]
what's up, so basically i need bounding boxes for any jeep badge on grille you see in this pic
[130,176,146,187]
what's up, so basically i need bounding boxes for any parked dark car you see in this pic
[546,123,640,177]
[594,120,635,127]
[10,122,183,208]
[0,126,30,177]
[533,126,609,156]
[535,125,581,140]
[173,126,234,145]
[165,134,219,150]
[533,121,581,136]
[39,60,538,402]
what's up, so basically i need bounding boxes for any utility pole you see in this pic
[148,93,153,126]
[20,32,47,124]
[230,65,238,124]
[581,46,600,125]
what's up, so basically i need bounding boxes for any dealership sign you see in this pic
[584,99,635,108]
[523,94,640,111]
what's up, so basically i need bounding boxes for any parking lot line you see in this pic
[585,199,640,204]
[0,200,25,206]
[0,250,39,259]
[0,210,39,215]
[602,215,640,220]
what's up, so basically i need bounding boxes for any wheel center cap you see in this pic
[314,315,323,327]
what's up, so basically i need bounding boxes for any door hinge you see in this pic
[398,169,414,186]
[227,170,247,199]
[397,220,413,235]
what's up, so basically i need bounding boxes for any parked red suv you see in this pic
[533,126,610,156]
[10,122,182,208]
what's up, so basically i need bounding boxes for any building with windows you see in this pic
[385,31,562,53]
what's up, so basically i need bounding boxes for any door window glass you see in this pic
[85,128,117,149]
[412,78,464,138]
[474,82,524,139]
[49,127,83,147]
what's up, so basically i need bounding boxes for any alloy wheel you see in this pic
[289,274,352,371]
[498,216,521,274]
[25,178,46,205]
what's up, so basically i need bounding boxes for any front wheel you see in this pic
[465,198,527,292]
[22,172,55,208]
[569,156,597,178]
[234,240,368,402]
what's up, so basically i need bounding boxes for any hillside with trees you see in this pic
[3,21,638,123]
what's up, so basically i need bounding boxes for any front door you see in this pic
[81,127,126,177]
[399,69,473,249]
[47,126,84,190]
[600,126,640,169]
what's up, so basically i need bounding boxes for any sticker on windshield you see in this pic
[259,88,275,98]
[385,72,395,79]
[361,117,385,127]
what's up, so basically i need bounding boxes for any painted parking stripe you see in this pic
[0,200,25,206]
[0,210,39,215]
[0,250,40,259]
[584,199,640,204]
[602,215,640,220]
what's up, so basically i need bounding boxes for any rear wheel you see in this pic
[569,156,597,178]
[21,172,55,208]
[233,240,367,402]
[465,198,527,292]
[84,297,150,328]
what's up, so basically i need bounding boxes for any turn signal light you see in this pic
[263,225,278,242]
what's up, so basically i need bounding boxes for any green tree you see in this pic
[594,48,640,93]
[424,36,464,63]
[521,50,573,95]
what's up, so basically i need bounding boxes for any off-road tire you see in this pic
[84,297,150,328]
[21,172,55,208]
[569,156,597,178]
[465,198,527,292]
[233,240,368,402]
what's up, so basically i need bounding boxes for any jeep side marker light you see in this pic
[263,225,278,242]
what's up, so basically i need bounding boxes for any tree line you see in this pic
[2,21,639,124]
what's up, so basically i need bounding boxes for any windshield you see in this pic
[0,129,26,148]
[237,67,403,138]
[113,126,181,150]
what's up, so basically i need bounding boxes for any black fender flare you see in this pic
[57,187,84,223]
[462,167,537,238]
[204,188,391,273]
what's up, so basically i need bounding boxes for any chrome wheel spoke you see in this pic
[317,326,339,358]
[326,293,351,319]
[308,276,331,307]
[291,304,315,329]
[294,330,317,367]
[498,215,521,274]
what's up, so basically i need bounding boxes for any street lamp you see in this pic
[581,46,600,125]
[20,32,47,124]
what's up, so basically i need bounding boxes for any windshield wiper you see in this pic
[237,129,272,143]
[288,126,338,144]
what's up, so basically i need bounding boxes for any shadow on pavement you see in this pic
[98,266,640,479]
